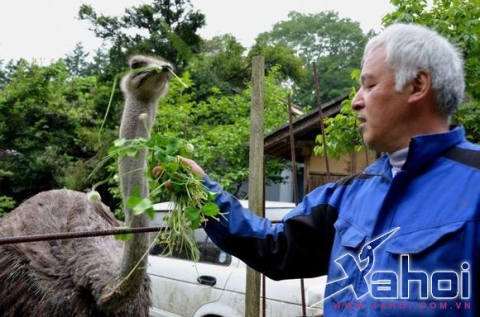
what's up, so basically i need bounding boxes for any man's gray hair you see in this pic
[364,23,464,116]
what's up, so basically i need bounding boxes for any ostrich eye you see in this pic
[131,60,147,70]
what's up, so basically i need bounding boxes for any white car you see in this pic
[148,200,326,317]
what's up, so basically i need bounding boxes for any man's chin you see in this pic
[362,136,378,152]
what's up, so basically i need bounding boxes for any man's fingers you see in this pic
[177,156,205,177]
[152,165,164,178]
[152,156,205,185]
[177,156,193,166]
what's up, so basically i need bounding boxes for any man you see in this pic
[181,23,479,316]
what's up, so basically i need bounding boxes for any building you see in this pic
[264,94,377,200]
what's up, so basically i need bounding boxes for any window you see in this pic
[149,228,232,266]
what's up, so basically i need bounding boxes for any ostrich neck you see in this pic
[118,97,158,221]
[119,97,157,141]
[107,96,158,306]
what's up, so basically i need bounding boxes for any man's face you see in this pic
[351,46,412,153]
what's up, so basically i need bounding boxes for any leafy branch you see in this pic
[104,133,220,261]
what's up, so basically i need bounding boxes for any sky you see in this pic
[0,0,395,64]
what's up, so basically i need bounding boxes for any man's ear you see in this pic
[408,70,431,103]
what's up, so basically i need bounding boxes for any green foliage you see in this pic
[453,99,480,144]
[0,169,15,217]
[185,33,305,109]
[184,34,304,106]
[314,0,480,158]
[255,11,370,106]
[77,1,358,198]
[0,195,15,217]
[76,0,208,140]
[78,0,205,72]
[98,65,292,258]
[314,69,364,159]
[1,0,376,214]
[248,41,306,85]
[0,59,108,202]
[188,34,249,96]
[64,43,93,77]
[0,60,9,88]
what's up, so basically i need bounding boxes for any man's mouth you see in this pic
[357,117,366,131]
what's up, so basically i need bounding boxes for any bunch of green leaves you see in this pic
[106,132,220,260]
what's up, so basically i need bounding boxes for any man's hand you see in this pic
[152,156,206,180]
[177,156,206,178]
[151,156,206,193]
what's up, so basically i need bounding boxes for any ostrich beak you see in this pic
[161,64,173,72]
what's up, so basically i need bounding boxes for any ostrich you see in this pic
[0,55,172,316]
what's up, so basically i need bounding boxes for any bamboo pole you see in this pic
[245,56,265,317]
[287,94,307,316]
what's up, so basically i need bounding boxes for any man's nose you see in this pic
[351,88,364,111]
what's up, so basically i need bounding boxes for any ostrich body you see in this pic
[0,55,171,316]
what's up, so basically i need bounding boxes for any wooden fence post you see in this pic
[245,56,265,317]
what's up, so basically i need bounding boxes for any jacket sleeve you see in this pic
[202,175,338,280]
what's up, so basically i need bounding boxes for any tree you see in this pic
[0,59,105,203]
[185,34,250,100]
[183,34,306,105]
[64,43,91,77]
[78,0,205,75]
[247,42,307,86]
[0,60,6,88]
[0,60,15,89]
[255,11,370,107]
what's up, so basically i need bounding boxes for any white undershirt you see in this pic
[388,147,409,177]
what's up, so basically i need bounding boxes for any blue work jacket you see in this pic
[203,126,480,316]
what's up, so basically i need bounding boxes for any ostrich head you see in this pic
[120,55,172,103]
[119,55,173,138]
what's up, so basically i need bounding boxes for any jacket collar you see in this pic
[365,126,466,175]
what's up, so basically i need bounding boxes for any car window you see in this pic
[149,228,232,266]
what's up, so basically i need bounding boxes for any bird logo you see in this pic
[324,227,400,300]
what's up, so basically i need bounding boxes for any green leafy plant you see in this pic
[0,195,16,218]
[314,69,364,159]
[108,133,220,260]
